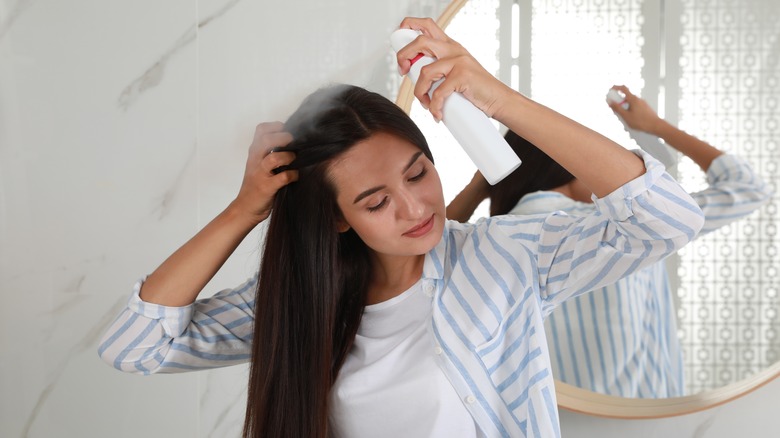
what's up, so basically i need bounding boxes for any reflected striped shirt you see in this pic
[98,151,704,437]
[510,153,772,398]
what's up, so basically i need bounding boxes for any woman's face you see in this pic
[328,131,445,259]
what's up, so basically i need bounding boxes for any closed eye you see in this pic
[408,167,428,182]
[367,196,388,213]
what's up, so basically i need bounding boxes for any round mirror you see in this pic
[396,0,780,417]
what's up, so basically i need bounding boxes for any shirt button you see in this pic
[465,395,476,404]
[424,283,435,297]
[434,346,443,355]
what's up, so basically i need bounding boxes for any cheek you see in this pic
[425,175,445,207]
[347,220,394,254]
[341,209,385,240]
[427,167,444,191]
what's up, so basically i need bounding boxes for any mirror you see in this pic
[396,0,780,416]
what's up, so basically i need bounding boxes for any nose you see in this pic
[395,187,425,220]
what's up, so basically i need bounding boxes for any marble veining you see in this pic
[0,0,35,40]
[24,296,128,436]
[117,26,194,111]
[691,411,717,438]
[41,269,93,342]
[22,381,56,437]
[153,146,196,220]
[117,0,242,111]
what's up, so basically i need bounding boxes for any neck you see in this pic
[366,253,425,305]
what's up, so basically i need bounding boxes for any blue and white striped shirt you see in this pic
[510,153,772,398]
[98,152,704,437]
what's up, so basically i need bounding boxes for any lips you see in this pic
[403,214,435,238]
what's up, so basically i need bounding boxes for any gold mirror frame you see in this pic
[394,0,780,419]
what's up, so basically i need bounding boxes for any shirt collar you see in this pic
[510,191,580,215]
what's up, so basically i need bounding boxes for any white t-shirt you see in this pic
[329,279,482,438]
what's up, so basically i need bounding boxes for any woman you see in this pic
[98,18,704,437]
[447,87,772,398]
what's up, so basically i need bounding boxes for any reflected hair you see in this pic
[243,84,432,438]
[488,130,575,215]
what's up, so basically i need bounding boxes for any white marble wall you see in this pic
[0,0,449,436]
[0,1,777,437]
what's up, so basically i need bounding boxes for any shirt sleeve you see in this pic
[97,275,257,374]
[492,150,705,313]
[691,154,773,236]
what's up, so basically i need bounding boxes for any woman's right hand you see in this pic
[140,122,297,306]
[232,121,298,224]
[395,17,516,122]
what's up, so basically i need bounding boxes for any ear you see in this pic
[336,217,351,233]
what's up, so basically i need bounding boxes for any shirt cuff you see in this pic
[706,153,743,183]
[591,149,665,221]
[127,277,194,337]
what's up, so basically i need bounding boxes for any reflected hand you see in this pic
[465,170,490,200]
[396,17,514,121]
[233,121,298,224]
[607,85,664,135]
[446,170,490,222]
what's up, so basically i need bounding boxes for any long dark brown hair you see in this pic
[488,130,575,215]
[243,84,433,438]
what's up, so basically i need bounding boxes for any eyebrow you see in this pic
[352,151,424,204]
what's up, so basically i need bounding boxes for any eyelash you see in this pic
[409,167,428,182]
[366,167,428,213]
[367,198,388,213]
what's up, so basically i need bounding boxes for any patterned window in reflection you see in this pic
[519,0,779,395]
[528,0,648,147]
[397,0,779,396]
[674,0,780,394]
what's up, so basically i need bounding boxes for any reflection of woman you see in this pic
[98,18,703,437]
[448,86,772,398]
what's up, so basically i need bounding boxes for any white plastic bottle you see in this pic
[606,88,630,110]
[391,29,521,185]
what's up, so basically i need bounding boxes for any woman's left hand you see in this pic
[607,85,665,135]
[395,17,515,121]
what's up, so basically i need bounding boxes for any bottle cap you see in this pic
[390,28,422,52]
[606,88,629,110]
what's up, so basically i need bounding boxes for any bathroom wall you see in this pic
[0,0,777,437]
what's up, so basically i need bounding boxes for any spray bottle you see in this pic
[391,29,521,185]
